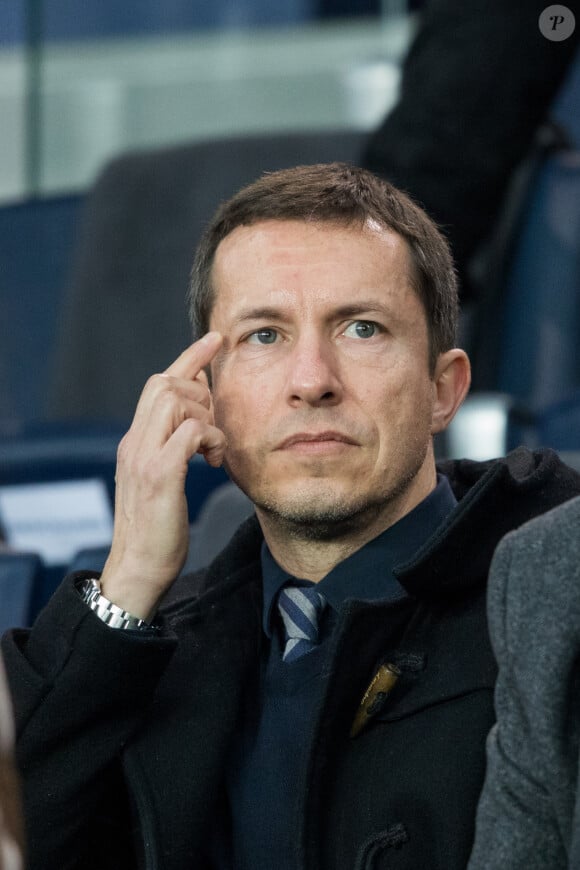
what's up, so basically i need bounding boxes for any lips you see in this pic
[277,431,358,449]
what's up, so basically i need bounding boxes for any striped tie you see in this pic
[277,585,327,663]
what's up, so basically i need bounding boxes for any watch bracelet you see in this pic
[78,577,153,631]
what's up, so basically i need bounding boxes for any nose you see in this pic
[285,332,343,407]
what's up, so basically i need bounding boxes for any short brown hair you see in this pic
[188,162,458,371]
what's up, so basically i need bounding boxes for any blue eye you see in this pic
[247,328,278,345]
[344,321,377,339]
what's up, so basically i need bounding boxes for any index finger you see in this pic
[164,332,223,380]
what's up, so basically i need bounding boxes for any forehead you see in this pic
[210,218,414,309]
[214,217,405,262]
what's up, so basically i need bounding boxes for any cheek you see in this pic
[398,382,435,440]
[212,392,234,434]
[372,373,434,438]
[355,360,410,409]
[212,377,275,443]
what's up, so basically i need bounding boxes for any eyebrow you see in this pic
[230,300,393,326]
[231,306,288,326]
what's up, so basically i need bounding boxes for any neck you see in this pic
[256,467,437,583]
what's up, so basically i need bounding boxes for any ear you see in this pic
[430,349,471,434]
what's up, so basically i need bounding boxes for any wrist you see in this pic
[99,557,166,622]
[78,578,159,630]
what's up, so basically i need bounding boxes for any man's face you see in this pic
[209,219,440,538]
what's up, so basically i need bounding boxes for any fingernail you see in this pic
[203,331,222,344]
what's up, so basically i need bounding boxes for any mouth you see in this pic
[277,431,359,452]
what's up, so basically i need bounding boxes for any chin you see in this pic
[252,483,387,541]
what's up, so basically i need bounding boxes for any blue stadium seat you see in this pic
[494,149,580,409]
[0,422,228,520]
[0,552,43,632]
[0,195,83,430]
[67,546,110,575]
[0,422,123,502]
[186,482,254,572]
[533,389,580,452]
[0,0,316,45]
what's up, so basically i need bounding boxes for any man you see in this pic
[469,495,580,869]
[3,163,580,870]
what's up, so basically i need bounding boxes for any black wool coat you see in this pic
[4,448,580,870]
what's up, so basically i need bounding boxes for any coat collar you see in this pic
[399,447,580,595]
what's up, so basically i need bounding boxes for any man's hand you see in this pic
[99,332,225,621]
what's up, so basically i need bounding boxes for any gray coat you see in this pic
[469,495,580,869]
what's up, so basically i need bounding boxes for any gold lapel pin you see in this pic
[350,662,401,738]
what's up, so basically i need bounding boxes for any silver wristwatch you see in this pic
[79,578,152,631]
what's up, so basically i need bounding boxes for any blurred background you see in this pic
[1,0,579,627]
[0,0,414,202]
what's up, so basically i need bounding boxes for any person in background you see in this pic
[364,0,579,303]
[0,656,23,870]
[469,494,580,869]
[3,163,580,870]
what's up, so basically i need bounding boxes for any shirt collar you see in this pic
[261,474,457,636]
